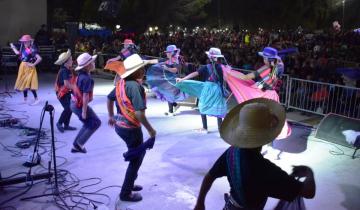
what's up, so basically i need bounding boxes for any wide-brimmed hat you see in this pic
[75,53,97,71]
[54,49,71,65]
[123,39,134,45]
[104,61,125,76]
[205,47,224,58]
[258,47,281,59]
[121,54,158,79]
[220,98,286,148]
[19,34,34,42]
[164,45,179,53]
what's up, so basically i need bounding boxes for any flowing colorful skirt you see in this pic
[175,80,227,117]
[14,62,39,91]
[146,64,187,103]
[223,66,291,139]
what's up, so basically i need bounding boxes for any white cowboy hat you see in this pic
[205,47,224,58]
[220,98,286,148]
[54,49,71,65]
[75,53,97,71]
[121,54,158,79]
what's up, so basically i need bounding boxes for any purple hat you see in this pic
[258,47,281,59]
[164,45,179,53]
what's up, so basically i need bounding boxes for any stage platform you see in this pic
[0,73,359,210]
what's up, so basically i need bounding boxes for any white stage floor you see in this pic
[0,73,359,210]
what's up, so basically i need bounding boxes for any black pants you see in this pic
[115,126,145,196]
[57,93,72,127]
[23,89,37,98]
[168,102,178,113]
[201,114,222,131]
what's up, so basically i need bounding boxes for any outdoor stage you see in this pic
[0,73,359,210]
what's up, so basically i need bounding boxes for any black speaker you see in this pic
[315,113,360,148]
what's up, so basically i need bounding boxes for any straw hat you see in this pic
[205,47,224,58]
[220,98,286,148]
[121,54,158,79]
[75,53,97,71]
[54,49,71,65]
[19,34,34,42]
[258,47,281,60]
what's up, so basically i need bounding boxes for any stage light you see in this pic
[155,26,158,31]
[149,27,153,32]
[116,25,120,29]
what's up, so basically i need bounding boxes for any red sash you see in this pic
[115,79,145,128]
[54,70,76,99]
[71,77,93,108]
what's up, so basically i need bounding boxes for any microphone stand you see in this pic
[21,102,69,209]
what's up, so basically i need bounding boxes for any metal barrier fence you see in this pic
[287,78,360,118]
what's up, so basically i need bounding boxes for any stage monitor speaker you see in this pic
[315,113,360,148]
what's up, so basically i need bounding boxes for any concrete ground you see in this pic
[0,73,359,210]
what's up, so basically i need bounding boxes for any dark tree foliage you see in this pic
[49,0,360,31]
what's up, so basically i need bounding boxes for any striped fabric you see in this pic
[115,79,143,128]
[226,147,246,207]
[223,66,291,139]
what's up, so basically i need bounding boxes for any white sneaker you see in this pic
[20,97,28,104]
[194,128,208,134]
[174,104,180,112]
[30,99,40,106]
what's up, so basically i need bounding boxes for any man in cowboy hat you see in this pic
[54,49,77,132]
[194,98,316,210]
[107,54,157,202]
[70,52,101,153]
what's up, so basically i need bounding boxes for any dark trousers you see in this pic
[201,114,223,131]
[115,126,145,196]
[168,102,178,113]
[57,93,72,127]
[71,102,101,146]
[23,89,37,98]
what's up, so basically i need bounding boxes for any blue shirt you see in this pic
[77,70,94,93]
[57,66,72,86]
